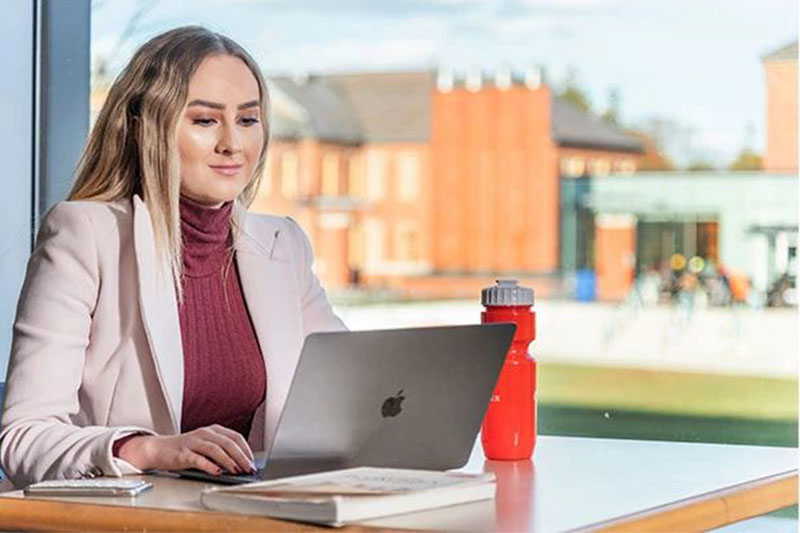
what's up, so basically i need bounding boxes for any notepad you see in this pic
[200,467,496,527]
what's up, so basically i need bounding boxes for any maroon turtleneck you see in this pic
[176,194,266,437]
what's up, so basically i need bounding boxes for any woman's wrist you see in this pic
[116,435,155,470]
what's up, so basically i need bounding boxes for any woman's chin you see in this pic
[182,183,244,206]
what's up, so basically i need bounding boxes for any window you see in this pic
[87,1,799,465]
[348,155,364,197]
[396,152,420,201]
[590,158,611,176]
[560,156,585,178]
[365,152,386,200]
[395,222,420,261]
[281,151,299,198]
[321,152,339,196]
[617,158,636,175]
[348,221,365,269]
[364,217,384,267]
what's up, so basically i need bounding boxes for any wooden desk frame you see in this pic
[588,470,798,532]
[0,470,794,532]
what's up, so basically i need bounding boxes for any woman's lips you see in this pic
[209,164,243,176]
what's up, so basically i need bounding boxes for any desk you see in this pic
[0,436,795,532]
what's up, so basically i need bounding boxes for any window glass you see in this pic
[365,151,386,201]
[89,2,799,479]
[321,152,339,196]
[397,152,420,201]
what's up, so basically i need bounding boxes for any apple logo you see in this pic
[381,390,405,418]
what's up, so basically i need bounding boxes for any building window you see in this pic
[396,152,420,201]
[348,155,364,197]
[617,158,636,175]
[364,217,384,267]
[321,152,339,196]
[319,212,349,229]
[560,156,585,178]
[348,221,365,269]
[395,222,420,261]
[281,150,299,198]
[366,151,386,200]
[590,158,611,176]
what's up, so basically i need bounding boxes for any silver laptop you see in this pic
[178,323,516,484]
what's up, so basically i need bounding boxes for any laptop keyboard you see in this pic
[178,467,264,485]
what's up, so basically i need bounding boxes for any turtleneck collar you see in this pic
[179,194,234,278]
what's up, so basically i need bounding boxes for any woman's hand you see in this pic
[116,425,256,475]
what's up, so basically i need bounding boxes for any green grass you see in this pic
[535,361,799,519]
[537,404,797,447]
[537,362,798,421]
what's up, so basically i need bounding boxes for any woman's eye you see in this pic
[240,117,260,126]
[192,118,216,126]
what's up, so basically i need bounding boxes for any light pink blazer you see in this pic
[0,194,347,487]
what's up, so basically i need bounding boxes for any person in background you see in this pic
[0,26,346,488]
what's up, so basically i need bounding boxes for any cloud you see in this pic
[222,0,490,16]
[519,0,618,7]
[266,38,441,71]
[482,14,563,34]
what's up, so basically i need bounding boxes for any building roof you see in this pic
[267,71,433,144]
[267,76,363,144]
[323,71,435,143]
[763,41,798,62]
[552,98,643,153]
[267,70,642,153]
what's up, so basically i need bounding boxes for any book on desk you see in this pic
[200,467,496,527]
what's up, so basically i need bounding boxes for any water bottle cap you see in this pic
[481,279,534,306]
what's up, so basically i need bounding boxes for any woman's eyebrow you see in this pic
[187,99,260,110]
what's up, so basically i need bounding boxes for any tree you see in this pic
[601,87,620,125]
[729,148,763,171]
[687,161,715,171]
[558,68,592,114]
[633,116,698,169]
[627,130,674,171]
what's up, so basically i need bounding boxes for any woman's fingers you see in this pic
[202,428,255,473]
[209,424,255,462]
[191,438,241,474]
[187,450,224,476]
[155,426,255,475]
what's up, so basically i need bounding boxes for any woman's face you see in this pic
[176,54,264,207]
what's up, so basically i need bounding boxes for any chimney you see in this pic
[465,67,482,92]
[524,66,541,89]
[436,68,454,92]
[495,65,512,90]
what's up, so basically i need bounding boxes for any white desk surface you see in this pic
[1,435,796,532]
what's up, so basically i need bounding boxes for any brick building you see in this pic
[258,69,643,298]
[763,41,798,172]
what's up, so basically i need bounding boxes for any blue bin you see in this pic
[575,269,597,302]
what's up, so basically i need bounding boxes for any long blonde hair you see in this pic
[69,26,270,303]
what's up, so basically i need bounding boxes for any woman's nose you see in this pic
[215,123,243,155]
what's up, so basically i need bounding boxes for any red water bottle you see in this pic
[481,279,536,460]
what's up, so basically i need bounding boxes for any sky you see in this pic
[91,0,798,168]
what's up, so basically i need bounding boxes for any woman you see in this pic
[0,26,346,488]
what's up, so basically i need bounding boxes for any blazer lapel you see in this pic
[132,195,184,434]
[132,196,305,447]
[232,201,305,452]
